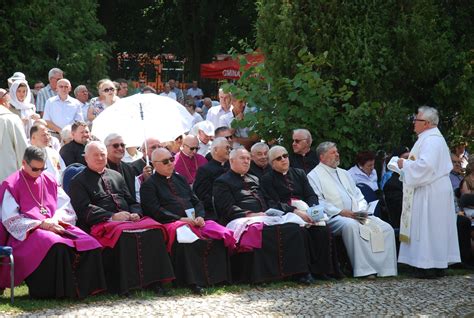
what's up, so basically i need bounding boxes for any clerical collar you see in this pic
[212,158,226,166]
[274,169,288,176]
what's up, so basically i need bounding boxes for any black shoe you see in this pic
[190,285,205,295]
[435,269,447,277]
[330,272,346,280]
[313,274,336,281]
[154,284,169,296]
[297,273,315,285]
[414,268,437,279]
[450,262,474,270]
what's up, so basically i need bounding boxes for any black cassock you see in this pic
[107,160,138,200]
[213,170,309,283]
[59,140,87,166]
[260,167,342,276]
[68,167,174,295]
[140,172,231,287]
[289,149,319,174]
[248,161,272,180]
[193,159,229,219]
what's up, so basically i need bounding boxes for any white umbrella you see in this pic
[91,94,194,146]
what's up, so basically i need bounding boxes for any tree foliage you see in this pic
[0,0,111,86]
[229,0,473,165]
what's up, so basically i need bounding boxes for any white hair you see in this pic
[293,128,312,144]
[85,140,106,155]
[211,137,228,153]
[104,133,123,146]
[316,141,337,158]
[229,147,247,160]
[418,106,439,125]
[268,145,287,162]
[250,142,269,154]
[74,85,87,97]
[48,68,63,79]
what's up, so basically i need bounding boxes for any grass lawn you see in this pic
[0,267,471,314]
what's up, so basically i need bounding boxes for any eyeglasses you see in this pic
[111,143,126,149]
[413,119,427,123]
[153,157,175,165]
[273,153,289,162]
[292,139,307,144]
[103,87,115,93]
[28,162,47,172]
[150,144,162,150]
[139,81,146,84]
[224,135,233,140]
[184,144,200,151]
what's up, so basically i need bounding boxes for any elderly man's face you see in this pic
[49,73,63,90]
[56,81,71,99]
[218,91,231,109]
[85,145,107,173]
[76,87,89,103]
[292,131,310,155]
[152,149,175,177]
[72,125,90,145]
[251,148,268,168]
[271,149,290,173]
[31,126,50,148]
[230,149,251,175]
[23,159,46,179]
[145,139,162,159]
[320,147,340,168]
[413,112,430,135]
[182,137,199,157]
[213,141,231,162]
[107,137,126,163]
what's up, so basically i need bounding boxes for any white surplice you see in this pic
[399,127,460,268]
[308,163,397,277]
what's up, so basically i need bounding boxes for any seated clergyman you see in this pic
[213,147,313,284]
[260,145,343,279]
[0,146,106,298]
[140,147,235,295]
[307,141,397,278]
[68,141,175,295]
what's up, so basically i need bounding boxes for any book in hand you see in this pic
[61,229,79,239]
[353,212,369,224]
[307,204,325,222]
[265,209,285,217]
[185,208,196,220]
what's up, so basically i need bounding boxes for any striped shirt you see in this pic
[36,84,57,112]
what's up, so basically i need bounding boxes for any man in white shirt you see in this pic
[186,80,203,100]
[218,96,257,149]
[43,79,83,135]
[308,141,397,278]
[36,68,63,115]
[206,88,232,129]
[159,83,177,100]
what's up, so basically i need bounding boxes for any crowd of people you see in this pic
[0,68,472,300]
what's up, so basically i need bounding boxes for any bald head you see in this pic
[181,135,200,157]
[84,141,107,173]
[151,147,175,177]
[142,137,162,160]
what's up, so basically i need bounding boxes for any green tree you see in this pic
[0,0,111,86]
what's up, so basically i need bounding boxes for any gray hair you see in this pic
[229,147,248,160]
[250,142,269,154]
[316,141,337,158]
[60,125,72,143]
[104,133,123,146]
[48,68,63,79]
[85,140,106,155]
[211,137,228,153]
[23,146,46,163]
[268,145,287,162]
[74,85,87,97]
[293,128,312,144]
[418,106,439,125]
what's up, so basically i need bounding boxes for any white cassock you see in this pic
[398,127,460,268]
[308,163,397,277]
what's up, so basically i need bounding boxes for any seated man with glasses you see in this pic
[194,137,232,220]
[59,121,90,166]
[174,134,207,185]
[260,146,343,280]
[289,129,319,174]
[140,147,235,295]
[68,141,175,295]
[0,146,106,298]
[104,133,138,200]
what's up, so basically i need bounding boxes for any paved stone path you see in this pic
[5,274,474,317]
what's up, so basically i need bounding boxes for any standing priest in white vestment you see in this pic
[397,106,460,278]
[308,141,397,278]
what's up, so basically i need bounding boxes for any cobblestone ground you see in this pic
[6,274,474,317]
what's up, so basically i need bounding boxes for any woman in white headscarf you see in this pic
[9,79,40,136]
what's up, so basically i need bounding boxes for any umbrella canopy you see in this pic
[200,52,265,80]
[91,94,194,146]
